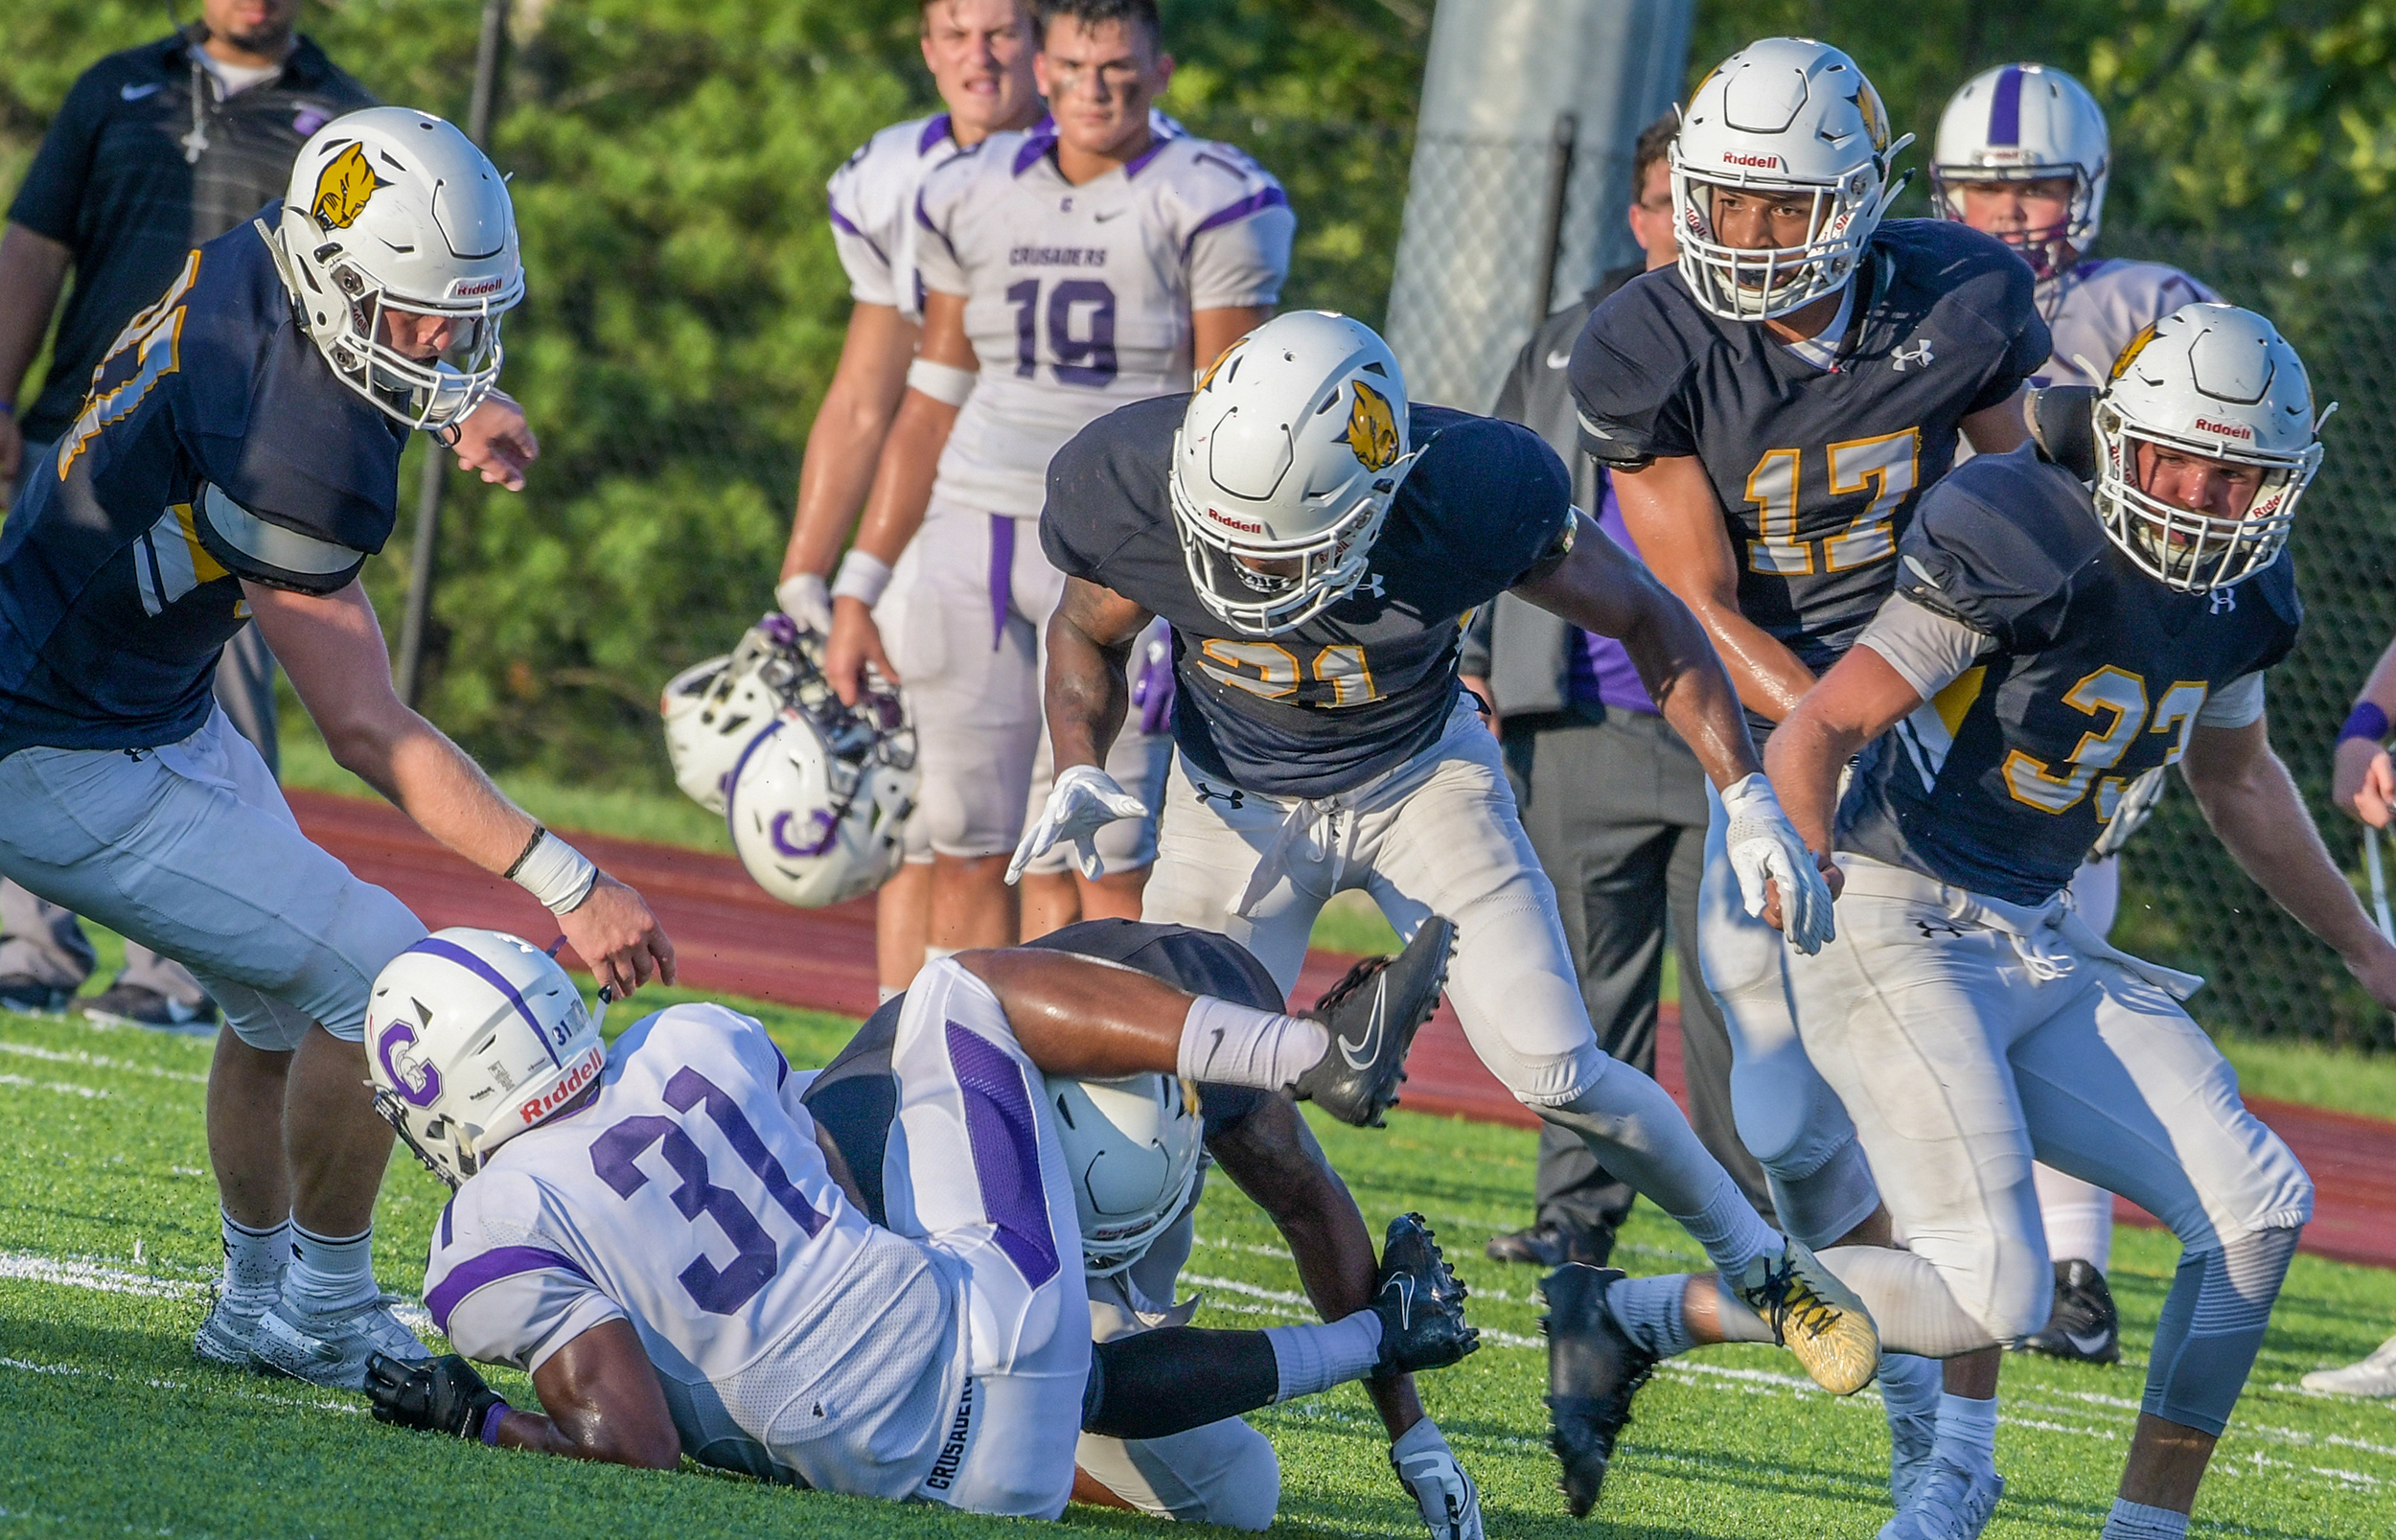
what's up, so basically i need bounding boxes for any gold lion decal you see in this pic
[1345,379,1401,471]
[311,142,382,231]
[2111,322,2158,380]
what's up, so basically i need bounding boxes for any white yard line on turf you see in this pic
[0,1352,359,1414]
[0,1038,208,1084]
[0,1250,435,1336]
[0,1073,107,1099]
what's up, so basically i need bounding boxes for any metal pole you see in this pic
[1530,113,1578,331]
[396,0,509,708]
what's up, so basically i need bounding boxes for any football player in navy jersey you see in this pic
[1025,307,1900,1516]
[1764,304,2377,1540]
[1569,37,2050,1506]
[0,109,672,1389]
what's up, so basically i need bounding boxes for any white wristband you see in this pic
[832,550,893,608]
[906,356,978,407]
[509,827,599,915]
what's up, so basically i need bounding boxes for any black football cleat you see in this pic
[1372,1212,1479,1376]
[1541,1263,1656,1519]
[2017,1258,2121,1365]
[1294,916,1454,1127]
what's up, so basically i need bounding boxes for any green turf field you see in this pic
[4,988,2393,1539]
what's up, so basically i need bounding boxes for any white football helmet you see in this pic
[1168,310,1421,636]
[1670,38,1912,321]
[365,929,606,1189]
[272,107,522,432]
[2095,303,2327,593]
[661,620,820,815]
[1047,1073,1205,1276]
[722,615,917,908]
[1933,63,2110,279]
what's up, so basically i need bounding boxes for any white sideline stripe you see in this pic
[0,1353,359,1414]
[0,1251,435,1336]
[0,1073,107,1098]
[0,1038,209,1084]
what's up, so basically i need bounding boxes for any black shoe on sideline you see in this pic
[1542,1263,1656,1519]
[1372,1212,1479,1375]
[2017,1258,2121,1365]
[0,974,71,1018]
[1295,916,1454,1128]
[80,982,219,1035]
[1486,1219,1615,1269]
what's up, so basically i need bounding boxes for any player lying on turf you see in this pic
[357,927,1475,1520]
[1757,306,2389,1540]
[803,914,1479,1536]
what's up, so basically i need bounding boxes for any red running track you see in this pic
[289,789,2396,1271]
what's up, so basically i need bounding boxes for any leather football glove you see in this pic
[1719,773,1836,954]
[1391,1417,1485,1540]
[365,1351,509,1441]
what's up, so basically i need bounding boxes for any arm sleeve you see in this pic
[190,482,368,595]
[827,149,898,309]
[1853,592,1994,701]
[1566,304,1697,468]
[1186,197,1293,310]
[2196,671,2266,730]
[7,66,112,241]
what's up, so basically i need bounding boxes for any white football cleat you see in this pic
[1878,1454,2002,1540]
[2300,1334,2396,1397]
[251,1294,430,1390]
[193,1290,273,1369]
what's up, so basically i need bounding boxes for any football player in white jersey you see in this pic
[821,0,1294,958]
[1931,62,2221,1363]
[774,0,1046,1002]
[357,928,1478,1520]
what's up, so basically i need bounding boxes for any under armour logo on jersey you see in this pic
[1193,780,1246,811]
[1892,340,1936,373]
[1914,919,1969,939]
[2209,587,2238,614]
[1362,572,1387,599]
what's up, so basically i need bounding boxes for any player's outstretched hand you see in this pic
[365,1351,507,1438]
[1391,1417,1485,1540]
[1720,773,1836,954]
[450,393,540,491]
[824,595,897,706]
[2334,737,2396,829]
[1006,764,1147,884]
[561,873,677,997]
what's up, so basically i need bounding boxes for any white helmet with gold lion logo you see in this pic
[1168,310,1422,636]
[272,107,523,432]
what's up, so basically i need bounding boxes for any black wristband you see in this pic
[504,825,548,880]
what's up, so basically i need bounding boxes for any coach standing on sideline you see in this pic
[0,0,374,1029]
[1465,117,1774,1271]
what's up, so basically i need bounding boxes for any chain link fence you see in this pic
[2105,238,2396,1049]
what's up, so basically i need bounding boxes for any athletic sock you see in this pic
[1672,1173,1783,1278]
[1879,1352,1942,1437]
[1262,1310,1383,1402]
[923,946,958,965]
[1933,1391,1998,1477]
[1178,994,1329,1091]
[2101,1498,2189,1540]
[1602,1273,1696,1359]
[219,1210,288,1315]
[285,1223,379,1314]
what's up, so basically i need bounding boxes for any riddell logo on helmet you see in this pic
[2194,417,2255,441]
[1206,508,1265,534]
[518,1047,601,1125]
[1720,151,1781,169]
[449,275,505,299]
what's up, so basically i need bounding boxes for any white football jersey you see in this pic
[828,113,973,324]
[915,127,1295,518]
[426,1003,968,1499]
[2035,256,2219,387]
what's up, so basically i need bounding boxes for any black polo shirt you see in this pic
[8,27,374,444]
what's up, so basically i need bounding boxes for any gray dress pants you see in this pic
[1501,706,1775,1234]
[0,441,279,1004]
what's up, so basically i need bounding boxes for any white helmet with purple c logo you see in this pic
[365,928,606,1187]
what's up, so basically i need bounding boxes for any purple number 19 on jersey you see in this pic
[590,1068,826,1316]
[1006,278,1118,387]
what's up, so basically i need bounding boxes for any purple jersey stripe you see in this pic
[1183,186,1291,260]
[1989,65,2025,148]
[404,937,564,1069]
[912,187,957,260]
[827,205,888,266]
[426,1245,594,1335]
[917,112,954,156]
[943,1021,1060,1288]
[988,515,1015,652]
[1014,126,1060,177]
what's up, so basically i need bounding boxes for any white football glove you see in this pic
[1005,764,1147,884]
[1719,772,1836,954]
[2090,764,2168,860]
[1391,1418,1483,1540]
[774,572,833,635]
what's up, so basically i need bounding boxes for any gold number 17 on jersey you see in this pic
[1743,428,1922,576]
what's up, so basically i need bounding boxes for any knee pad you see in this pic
[1500,1040,1610,1110]
[2145,1225,2300,1437]
[1765,1139,1880,1253]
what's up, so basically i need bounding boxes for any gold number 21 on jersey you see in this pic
[1744,427,1922,576]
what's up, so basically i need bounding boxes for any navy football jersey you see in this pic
[1042,396,1573,797]
[1838,448,2300,905]
[801,920,1279,1227]
[1569,219,2048,683]
[0,206,405,758]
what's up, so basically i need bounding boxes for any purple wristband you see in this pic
[479,1400,511,1445]
[2340,702,2390,747]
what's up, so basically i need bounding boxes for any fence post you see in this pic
[396,0,511,708]
[1530,112,1578,333]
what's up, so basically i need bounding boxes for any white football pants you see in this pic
[2034,854,2126,1271]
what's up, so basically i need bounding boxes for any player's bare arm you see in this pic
[0,221,70,489]
[1612,454,1821,723]
[499,1320,683,1467]
[2332,632,2396,826]
[1760,641,1923,854]
[824,288,976,701]
[1043,576,1155,772]
[249,579,675,996]
[1959,386,2033,455]
[1510,509,1762,791]
[2181,717,2396,1006]
[1191,306,1270,375]
[780,302,918,597]
[448,390,541,490]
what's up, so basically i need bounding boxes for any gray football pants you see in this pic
[0,432,279,1007]
[1502,708,1773,1234]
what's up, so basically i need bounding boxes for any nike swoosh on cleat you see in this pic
[1339,977,1389,1069]
[1546,348,1573,370]
[122,82,164,101]
[2063,1329,2112,1356]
